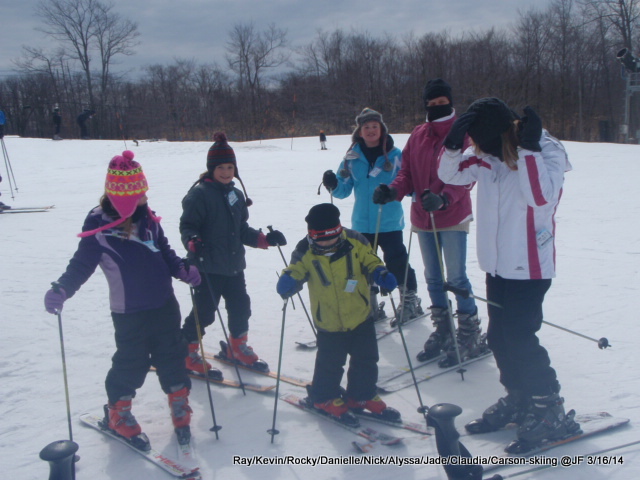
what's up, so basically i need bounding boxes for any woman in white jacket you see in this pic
[437,98,577,451]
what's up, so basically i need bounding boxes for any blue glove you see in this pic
[373,266,397,292]
[277,272,299,299]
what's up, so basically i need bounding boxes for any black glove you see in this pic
[443,111,477,150]
[322,170,338,190]
[518,106,542,152]
[266,230,287,246]
[372,184,397,205]
[421,191,449,212]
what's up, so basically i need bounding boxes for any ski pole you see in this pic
[444,282,502,308]
[266,226,295,310]
[189,286,223,435]
[51,283,74,443]
[267,298,289,443]
[428,205,465,379]
[267,225,317,339]
[444,284,611,349]
[372,205,383,253]
[192,252,247,394]
[387,294,430,420]
[2,138,18,198]
[483,438,640,479]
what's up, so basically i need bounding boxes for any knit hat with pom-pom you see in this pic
[206,132,253,206]
[78,150,158,238]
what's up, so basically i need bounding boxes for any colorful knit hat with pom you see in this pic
[78,150,157,238]
[206,132,252,206]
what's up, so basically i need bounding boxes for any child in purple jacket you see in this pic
[44,150,201,447]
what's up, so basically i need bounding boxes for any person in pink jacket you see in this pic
[373,79,484,368]
[438,97,577,450]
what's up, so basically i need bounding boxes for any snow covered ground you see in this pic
[1,133,639,480]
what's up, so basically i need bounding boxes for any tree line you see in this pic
[1,0,640,143]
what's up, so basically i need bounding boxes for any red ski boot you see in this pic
[313,398,359,427]
[347,395,402,422]
[108,397,142,439]
[185,342,212,374]
[227,334,259,366]
[168,386,192,429]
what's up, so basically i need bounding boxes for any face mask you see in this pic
[131,204,148,222]
[426,103,453,122]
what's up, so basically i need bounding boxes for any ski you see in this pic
[377,350,493,393]
[151,366,276,393]
[1,205,55,212]
[295,311,428,350]
[208,342,311,388]
[175,427,196,466]
[280,394,403,444]
[377,353,445,386]
[351,409,431,435]
[481,412,630,474]
[80,413,201,479]
[1,208,52,214]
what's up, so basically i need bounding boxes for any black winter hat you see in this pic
[466,97,515,147]
[305,203,343,241]
[206,131,252,205]
[423,78,453,105]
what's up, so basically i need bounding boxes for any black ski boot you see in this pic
[391,290,424,327]
[465,389,530,434]
[438,310,487,367]
[416,307,452,362]
[513,393,580,449]
[368,288,387,322]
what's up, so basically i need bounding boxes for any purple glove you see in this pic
[44,287,67,314]
[177,265,201,286]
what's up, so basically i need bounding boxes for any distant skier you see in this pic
[179,132,286,375]
[77,108,95,139]
[319,130,327,150]
[44,150,200,446]
[52,107,62,140]
[324,107,422,325]
[438,98,578,449]
[276,203,401,426]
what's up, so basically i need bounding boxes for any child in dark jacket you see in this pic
[179,132,286,374]
[277,203,400,426]
[44,150,200,445]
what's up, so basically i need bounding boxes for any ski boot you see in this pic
[225,334,269,372]
[313,398,360,427]
[438,310,486,368]
[416,307,453,362]
[368,288,387,322]
[104,397,150,451]
[346,395,402,422]
[511,393,580,451]
[391,290,424,327]
[168,386,192,445]
[185,342,223,380]
[465,389,530,434]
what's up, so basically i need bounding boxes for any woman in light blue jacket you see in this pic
[321,108,421,323]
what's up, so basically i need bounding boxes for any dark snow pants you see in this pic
[309,318,379,403]
[485,273,559,397]
[105,295,190,404]
[181,271,251,341]
[362,231,418,291]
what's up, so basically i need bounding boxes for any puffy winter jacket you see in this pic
[438,131,571,280]
[390,113,474,230]
[331,138,404,233]
[283,229,384,332]
[56,207,183,314]
[180,179,261,276]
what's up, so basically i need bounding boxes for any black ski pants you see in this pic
[105,295,190,404]
[362,231,418,291]
[485,273,559,397]
[309,319,379,403]
[181,271,251,342]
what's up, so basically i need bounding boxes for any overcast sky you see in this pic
[0,0,553,79]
